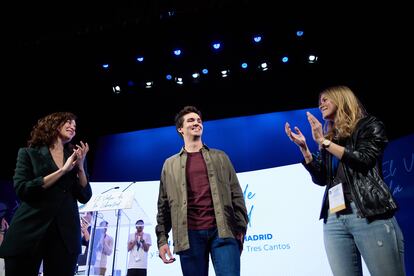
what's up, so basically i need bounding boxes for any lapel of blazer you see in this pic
[38,145,56,170]
[39,145,49,157]
[38,145,72,168]
[37,145,75,188]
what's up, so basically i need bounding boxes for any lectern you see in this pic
[78,189,135,275]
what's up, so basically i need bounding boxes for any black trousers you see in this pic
[127,268,147,276]
[4,220,78,276]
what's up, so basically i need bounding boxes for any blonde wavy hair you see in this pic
[319,85,366,140]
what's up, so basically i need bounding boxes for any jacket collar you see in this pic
[179,144,210,155]
[39,145,50,156]
[38,144,72,158]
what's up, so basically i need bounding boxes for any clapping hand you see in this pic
[306,112,324,144]
[61,151,78,173]
[74,141,89,169]
[285,122,307,150]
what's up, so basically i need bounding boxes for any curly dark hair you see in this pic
[174,106,202,137]
[27,112,77,147]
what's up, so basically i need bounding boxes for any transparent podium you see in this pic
[77,189,139,276]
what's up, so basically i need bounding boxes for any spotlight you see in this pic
[112,85,121,94]
[221,69,230,78]
[253,35,262,43]
[175,77,183,85]
[173,49,182,56]
[145,81,153,88]
[160,9,176,19]
[259,62,269,71]
[296,30,304,37]
[192,72,201,84]
[281,56,289,63]
[308,54,318,63]
[212,42,221,51]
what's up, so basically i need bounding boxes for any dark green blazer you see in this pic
[0,146,92,257]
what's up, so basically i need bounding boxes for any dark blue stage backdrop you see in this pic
[92,108,323,182]
[382,133,414,276]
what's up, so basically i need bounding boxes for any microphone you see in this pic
[101,186,120,194]
[122,181,136,192]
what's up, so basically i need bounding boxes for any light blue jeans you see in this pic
[323,202,405,276]
[178,227,241,276]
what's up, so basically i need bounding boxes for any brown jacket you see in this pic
[155,146,248,253]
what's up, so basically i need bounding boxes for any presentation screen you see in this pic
[85,163,370,276]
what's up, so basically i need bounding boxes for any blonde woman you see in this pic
[285,86,405,276]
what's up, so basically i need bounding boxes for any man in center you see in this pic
[156,105,248,276]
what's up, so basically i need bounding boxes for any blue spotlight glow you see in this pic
[296,30,304,37]
[136,56,144,62]
[166,74,172,80]
[282,56,289,63]
[212,42,221,50]
[201,68,209,75]
[102,64,109,69]
[241,62,248,69]
[173,49,182,56]
[253,35,262,43]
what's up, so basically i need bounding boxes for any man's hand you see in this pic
[236,233,244,253]
[159,244,176,264]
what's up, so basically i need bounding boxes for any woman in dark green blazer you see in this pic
[0,112,92,275]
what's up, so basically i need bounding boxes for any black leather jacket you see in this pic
[304,115,398,220]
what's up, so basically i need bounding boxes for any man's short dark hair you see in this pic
[174,106,202,136]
